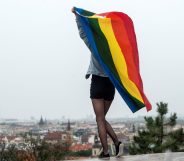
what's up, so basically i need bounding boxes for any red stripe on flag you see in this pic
[107,13,151,111]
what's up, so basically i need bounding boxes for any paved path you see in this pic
[74,152,184,161]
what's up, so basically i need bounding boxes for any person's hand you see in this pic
[71,7,76,14]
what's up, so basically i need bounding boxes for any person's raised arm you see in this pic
[71,7,92,54]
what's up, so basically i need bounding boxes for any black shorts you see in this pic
[90,75,115,101]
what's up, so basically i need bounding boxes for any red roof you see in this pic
[44,131,63,141]
[7,136,17,141]
[69,143,92,152]
[0,135,17,141]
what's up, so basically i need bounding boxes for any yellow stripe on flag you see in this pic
[98,18,144,103]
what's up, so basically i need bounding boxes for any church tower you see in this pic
[66,119,71,131]
[38,116,45,127]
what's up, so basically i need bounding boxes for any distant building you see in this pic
[66,119,71,131]
[92,134,101,157]
[38,116,46,127]
[81,134,89,144]
[44,131,72,145]
[74,129,87,137]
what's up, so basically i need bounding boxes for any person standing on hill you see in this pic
[72,7,124,159]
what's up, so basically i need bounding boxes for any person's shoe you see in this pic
[115,141,124,157]
[98,151,110,160]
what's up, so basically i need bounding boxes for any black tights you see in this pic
[92,99,119,154]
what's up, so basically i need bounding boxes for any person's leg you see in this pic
[104,100,119,146]
[91,99,108,154]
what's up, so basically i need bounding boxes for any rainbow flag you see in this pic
[74,7,151,113]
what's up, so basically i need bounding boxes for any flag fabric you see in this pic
[74,7,151,113]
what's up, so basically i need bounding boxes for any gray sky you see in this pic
[0,0,184,120]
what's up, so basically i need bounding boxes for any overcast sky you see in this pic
[0,0,184,120]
